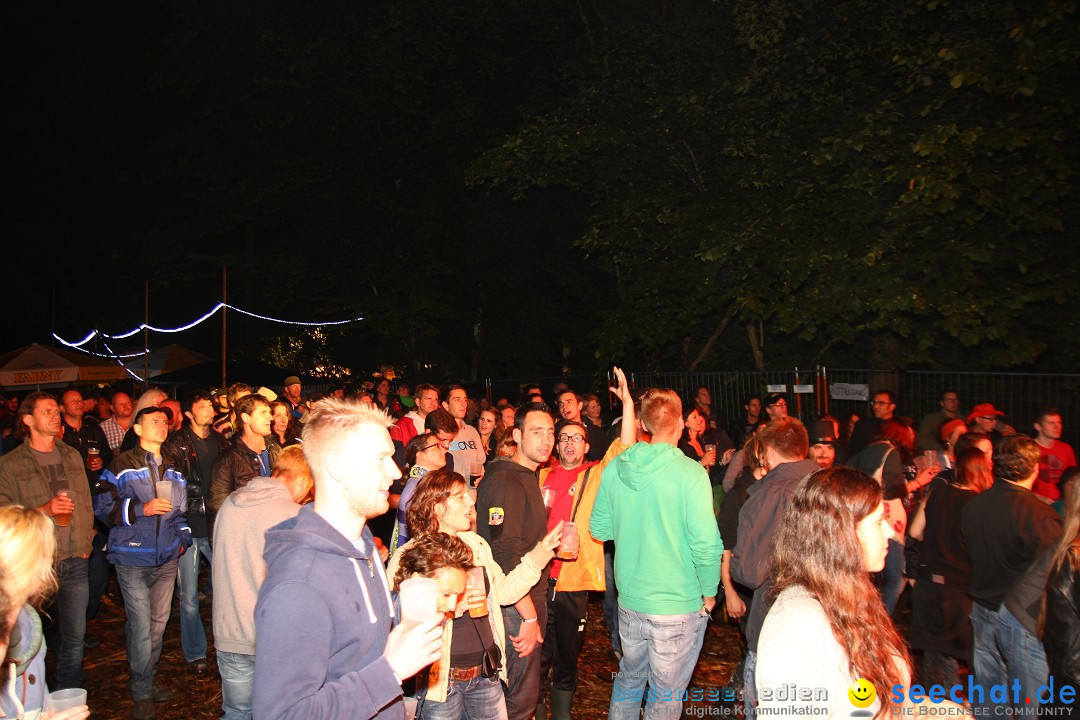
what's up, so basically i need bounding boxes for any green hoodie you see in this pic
[591,441,723,615]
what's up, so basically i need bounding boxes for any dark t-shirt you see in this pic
[961,479,1062,610]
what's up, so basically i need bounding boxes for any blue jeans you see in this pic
[177,536,212,662]
[218,651,255,720]
[502,604,546,720]
[603,544,620,652]
[609,606,708,720]
[970,603,1049,713]
[879,539,906,615]
[742,649,757,718]
[115,558,179,700]
[52,557,89,689]
[420,674,508,720]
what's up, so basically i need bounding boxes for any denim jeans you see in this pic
[742,649,757,719]
[970,603,1050,713]
[115,558,179,700]
[176,536,212,662]
[48,557,89,689]
[420,674,508,720]
[879,539,906,615]
[602,543,620,653]
[502,603,547,720]
[218,651,255,720]
[86,532,110,621]
[609,606,708,720]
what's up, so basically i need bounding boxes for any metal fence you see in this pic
[486,367,1080,449]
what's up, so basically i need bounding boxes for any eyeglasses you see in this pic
[421,443,443,452]
[978,416,996,422]
[870,401,893,406]
[558,434,585,443]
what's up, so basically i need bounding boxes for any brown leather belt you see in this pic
[449,665,482,681]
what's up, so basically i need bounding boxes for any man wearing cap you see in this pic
[94,406,192,719]
[847,390,896,457]
[281,376,307,423]
[762,393,788,422]
[807,418,838,469]
[917,390,961,453]
[967,402,1016,448]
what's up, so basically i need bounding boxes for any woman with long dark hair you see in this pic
[756,467,917,718]
[268,401,302,448]
[908,445,994,687]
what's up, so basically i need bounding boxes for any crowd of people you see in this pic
[0,375,1077,720]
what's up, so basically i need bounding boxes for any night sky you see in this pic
[9,2,1079,380]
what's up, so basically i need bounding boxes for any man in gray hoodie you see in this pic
[211,445,311,720]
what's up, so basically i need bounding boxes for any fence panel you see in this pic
[482,369,1080,449]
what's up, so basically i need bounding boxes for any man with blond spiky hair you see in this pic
[253,399,444,720]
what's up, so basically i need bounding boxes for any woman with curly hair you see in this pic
[387,469,562,720]
[756,467,941,718]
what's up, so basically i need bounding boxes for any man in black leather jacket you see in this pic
[161,389,229,674]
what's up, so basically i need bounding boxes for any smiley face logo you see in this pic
[848,678,876,709]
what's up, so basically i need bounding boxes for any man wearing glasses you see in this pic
[847,390,897,457]
[537,369,637,720]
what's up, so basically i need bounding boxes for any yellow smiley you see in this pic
[848,678,876,708]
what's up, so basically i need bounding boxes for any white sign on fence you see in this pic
[766,384,787,393]
[794,384,815,394]
[830,383,869,401]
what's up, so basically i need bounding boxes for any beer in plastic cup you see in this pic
[469,460,483,489]
[45,688,87,713]
[704,444,717,467]
[54,489,72,528]
[87,440,100,459]
[924,449,936,466]
[466,567,488,618]
[398,576,439,625]
[557,521,579,561]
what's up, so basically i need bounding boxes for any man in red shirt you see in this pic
[537,368,636,720]
[1032,406,1077,502]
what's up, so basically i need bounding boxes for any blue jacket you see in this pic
[93,447,192,567]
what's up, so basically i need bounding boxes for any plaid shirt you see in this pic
[99,416,127,451]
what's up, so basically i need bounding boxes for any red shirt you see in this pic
[541,461,598,578]
[1034,440,1077,501]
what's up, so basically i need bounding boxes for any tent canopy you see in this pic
[0,343,130,389]
[124,344,213,381]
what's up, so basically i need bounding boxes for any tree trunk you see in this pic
[747,321,765,371]
[689,306,736,371]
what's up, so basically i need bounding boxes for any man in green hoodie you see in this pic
[591,388,723,720]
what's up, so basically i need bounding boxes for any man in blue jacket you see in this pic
[94,406,191,720]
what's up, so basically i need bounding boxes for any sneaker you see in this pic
[132,698,155,720]
[189,659,208,674]
[151,684,172,703]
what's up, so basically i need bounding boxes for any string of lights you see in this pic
[52,303,364,354]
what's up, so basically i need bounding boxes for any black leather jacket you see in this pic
[209,435,281,513]
[161,424,229,537]
[1044,541,1080,683]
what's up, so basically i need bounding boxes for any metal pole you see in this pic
[143,280,150,389]
[221,264,227,389]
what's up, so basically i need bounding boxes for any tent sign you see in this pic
[5,369,78,385]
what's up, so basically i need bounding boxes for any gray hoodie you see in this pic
[211,476,300,655]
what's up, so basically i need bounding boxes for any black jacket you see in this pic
[1043,541,1080,683]
[162,424,229,538]
[210,436,281,513]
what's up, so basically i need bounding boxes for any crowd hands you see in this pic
[1,375,1076,719]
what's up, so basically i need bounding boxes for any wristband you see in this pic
[520,617,537,624]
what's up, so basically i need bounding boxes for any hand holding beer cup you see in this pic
[44,490,75,526]
[143,497,173,516]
